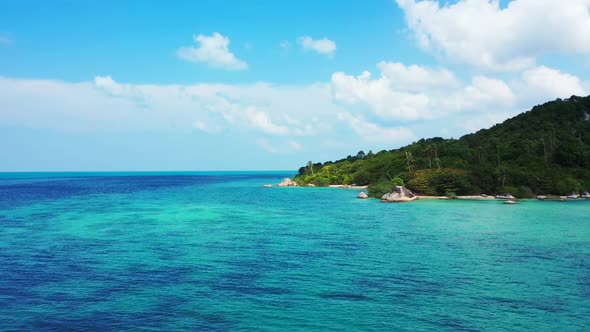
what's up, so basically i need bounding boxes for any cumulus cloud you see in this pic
[377,61,459,91]
[1,62,586,154]
[177,32,248,70]
[460,76,515,110]
[331,62,515,121]
[521,66,586,99]
[458,112,515,133]
[0,76,331,136]
[332,70,429,121]
[396,0,590,71]
[243,107,290,135]
[297,36,336,56]
[331,61,588,130]
[338,112,415,143]
[94,76,126,95]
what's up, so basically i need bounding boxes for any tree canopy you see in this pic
[295,95,590,197]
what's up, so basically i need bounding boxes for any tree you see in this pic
[433,145,441,170]
[292,95,590,196]
[405,151,415,173]
[307,161,315,175]
[392,177,404,186]
[424,145,433,169]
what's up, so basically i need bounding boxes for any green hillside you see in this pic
[295,95,590,198]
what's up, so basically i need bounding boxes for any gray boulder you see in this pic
[381,186,417,202]
[357,192,368,199]
[278,178,298,187]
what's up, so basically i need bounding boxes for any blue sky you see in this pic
[1,0,589,171]
[0,0,421,84]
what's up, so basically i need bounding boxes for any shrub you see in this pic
[391,177,404,186]
[500,186,518,196]
[353,169,371,185]
[406,170,431,194]
[515,186,534,198]
[314,176,330,187]
[430,169,473,195]
[368,181,394,198]
[445,191,458,199]
[555,177,581,195]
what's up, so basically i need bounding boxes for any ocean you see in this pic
[1,172,589,331]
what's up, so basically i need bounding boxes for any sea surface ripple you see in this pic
[1,172,590,331]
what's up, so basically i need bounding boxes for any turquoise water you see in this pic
[1,172,590,331]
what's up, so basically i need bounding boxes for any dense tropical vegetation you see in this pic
[295,95,590,198]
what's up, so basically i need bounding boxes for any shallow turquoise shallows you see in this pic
[1,172,590,331]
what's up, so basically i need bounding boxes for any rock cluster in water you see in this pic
[357,192,368,199]
[381,186,417,202]
[278,178,298,187]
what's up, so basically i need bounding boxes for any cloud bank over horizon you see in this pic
[1,60,586,148]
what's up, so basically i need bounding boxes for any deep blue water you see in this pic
[1,172,590,331]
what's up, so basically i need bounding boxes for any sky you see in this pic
[1,0,590,171]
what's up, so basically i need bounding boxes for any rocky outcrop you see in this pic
[278,178,298,187]
[381,186,417,202]
[357,192,368,199]
[307,183,316,187]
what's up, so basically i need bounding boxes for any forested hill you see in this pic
[294,95,590,197]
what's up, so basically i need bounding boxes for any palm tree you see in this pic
[424,145,433,169]
[433,145,441,170]
[405,151,415,174]
[433,157,441,170]
[307,161,314,175]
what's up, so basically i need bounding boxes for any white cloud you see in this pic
[377,61,459,91]
[460,76,515,110]
[94,76,126,95]
[297,36,336,57]
[338,112,415,143]
[0,76,339,140]
[459,112,514,133]
[331,70,428,121]
[280,40,290,50]
[1,62,586,155]
[521,66,586,99]
[331,62,515,121]
[177,32,248,70]
[396,0,590,71]
[243,107,290,135]
[330,62,586,131]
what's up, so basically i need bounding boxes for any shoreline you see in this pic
[328,185,368,189]
[273,179,589,201]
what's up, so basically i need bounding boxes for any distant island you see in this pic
[294,95,590,198]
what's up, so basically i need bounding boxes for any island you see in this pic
[292,95,590,199]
